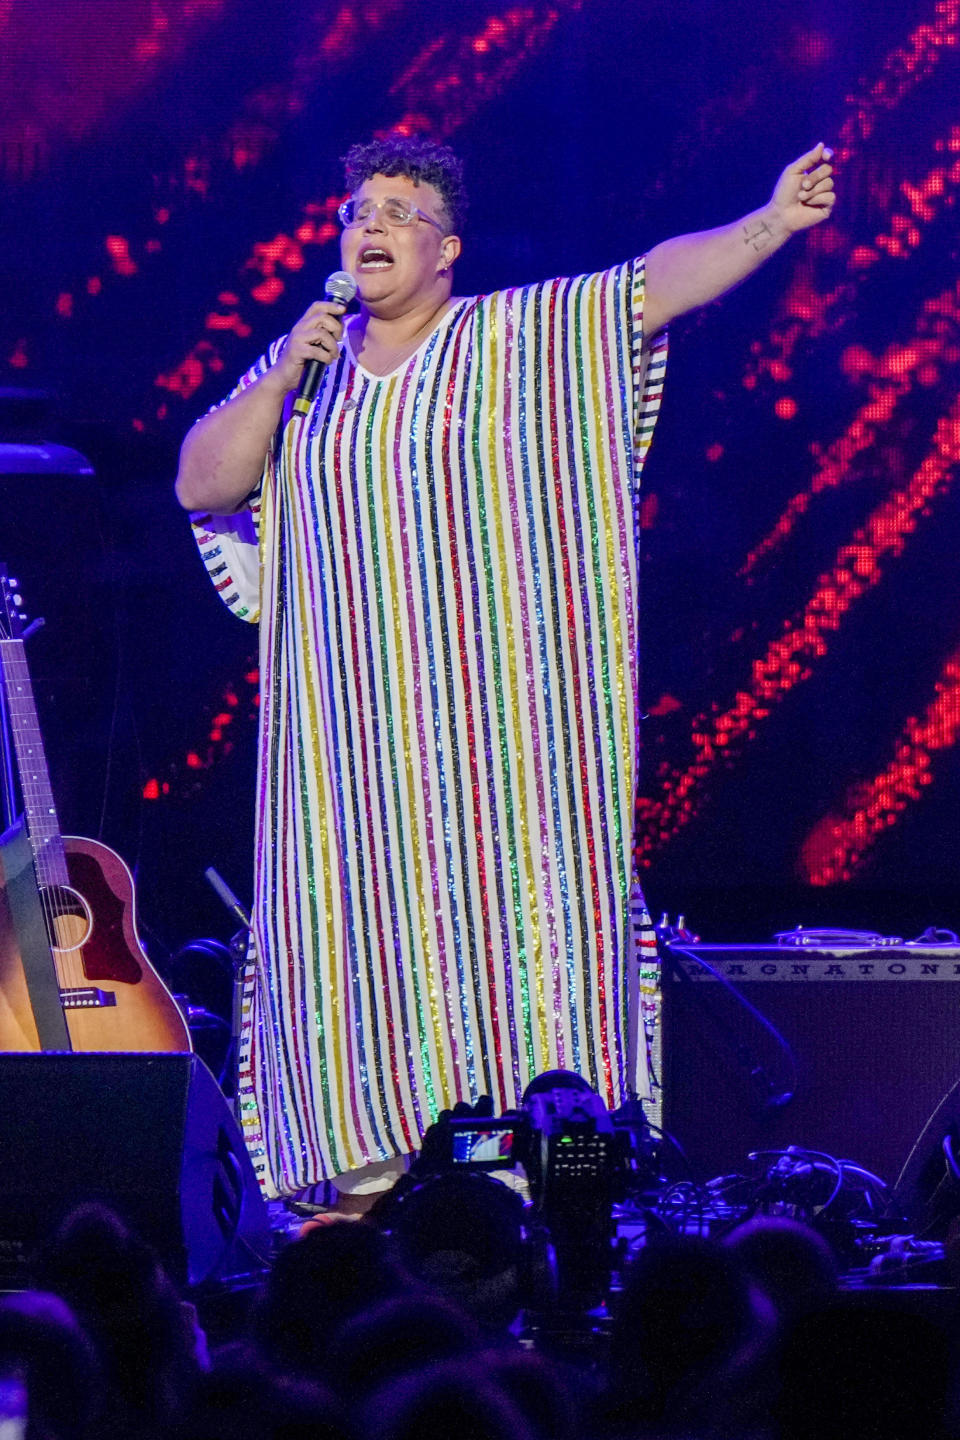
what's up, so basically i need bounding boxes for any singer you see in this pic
[175,134,835,1202]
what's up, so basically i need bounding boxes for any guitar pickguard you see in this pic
[48,850,143,983]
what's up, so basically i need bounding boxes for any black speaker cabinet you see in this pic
[0,1053,271,1288]
[891,1074,960,1232]
[661,943,960,1187]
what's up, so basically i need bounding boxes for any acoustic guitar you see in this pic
[0,566,191,1052]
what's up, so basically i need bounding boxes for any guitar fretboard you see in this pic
[0,637,69,890]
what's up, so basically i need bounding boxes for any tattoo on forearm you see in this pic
[743,218,774,253]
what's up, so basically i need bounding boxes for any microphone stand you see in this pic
[659,920,798,1117]
[204,866,253,1122]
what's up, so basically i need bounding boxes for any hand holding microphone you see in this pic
[288,270,358,418]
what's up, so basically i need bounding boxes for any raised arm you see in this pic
[174,299,347,514]
[643,143,835,336]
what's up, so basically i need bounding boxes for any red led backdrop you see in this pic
[1,0,959,950]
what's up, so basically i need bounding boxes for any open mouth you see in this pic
[358,246,394,271]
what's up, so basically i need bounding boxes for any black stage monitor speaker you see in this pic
[661,941,960,1187]
[892,1075,960,1233]
[0,1052,271,1288]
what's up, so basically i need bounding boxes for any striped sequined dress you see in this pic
[191,257,667,1197]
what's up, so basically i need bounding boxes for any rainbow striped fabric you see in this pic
[192,257,667,1197]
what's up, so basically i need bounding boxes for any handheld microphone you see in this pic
[293,270,358,416]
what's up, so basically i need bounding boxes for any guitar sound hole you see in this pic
[41,884,93,951]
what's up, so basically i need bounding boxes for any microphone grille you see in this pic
[326,270,358,305]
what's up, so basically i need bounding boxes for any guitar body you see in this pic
[0,835,191,1053]
[0,568,191,1054]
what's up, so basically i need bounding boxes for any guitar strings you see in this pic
[0,635,81,993]
[1,578,82,1009]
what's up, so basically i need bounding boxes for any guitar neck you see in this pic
[0,636,69,889]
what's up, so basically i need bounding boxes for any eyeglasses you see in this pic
[337,195,445,231]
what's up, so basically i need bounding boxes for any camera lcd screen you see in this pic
[449,1121,517,1168]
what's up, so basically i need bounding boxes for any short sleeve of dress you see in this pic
[629,255,668,491]
[517,255,667,497]
[187,335,286,624]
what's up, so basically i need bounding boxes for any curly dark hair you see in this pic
[342,134,467,234]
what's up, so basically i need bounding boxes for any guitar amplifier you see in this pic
[660,937,960,1188]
